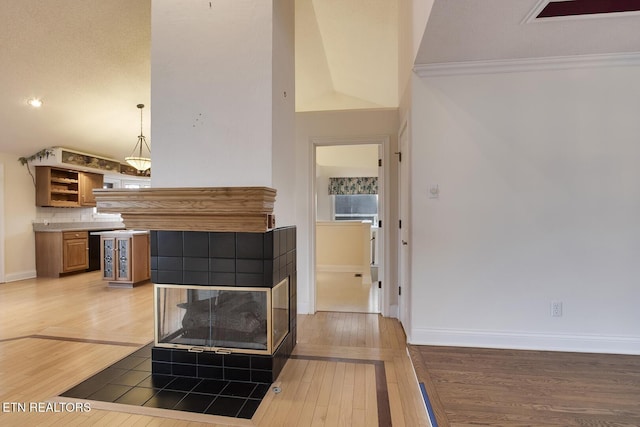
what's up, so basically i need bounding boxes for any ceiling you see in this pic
[295,0,398,112]
[0,0,151,164]
[416,0,640,65]
[2,0,640,166]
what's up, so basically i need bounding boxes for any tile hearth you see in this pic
[60,343,269,419]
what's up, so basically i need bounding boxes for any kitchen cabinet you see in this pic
[79,171,103,206]
[35,166,103,207]
[35,230,89,277]
[98,231,150,287]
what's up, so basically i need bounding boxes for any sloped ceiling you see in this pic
[415,0,640,65]
[295,0,399,112]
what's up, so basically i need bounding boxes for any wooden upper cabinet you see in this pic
[35,166,103,207]
[79,172,103,207]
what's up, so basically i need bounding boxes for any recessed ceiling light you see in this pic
[27,98,43,108]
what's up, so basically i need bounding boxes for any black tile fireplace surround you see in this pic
[149,226,297,385]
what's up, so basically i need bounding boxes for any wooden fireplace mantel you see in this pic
[93,187,276,232]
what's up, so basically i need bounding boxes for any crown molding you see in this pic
[414,52,640,78]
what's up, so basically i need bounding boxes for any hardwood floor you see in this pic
[316,271,380,313]
[0,272,428,426]
[409,345,640,427]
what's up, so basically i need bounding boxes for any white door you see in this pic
[397,122,411,334]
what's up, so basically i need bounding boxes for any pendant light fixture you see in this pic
[125,103,151,171]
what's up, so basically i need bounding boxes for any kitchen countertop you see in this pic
[32,222,126,232]
[90,230,150,236]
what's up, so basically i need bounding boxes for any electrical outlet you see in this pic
[551,301,563,317]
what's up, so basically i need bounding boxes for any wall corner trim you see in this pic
[414,52,640,78]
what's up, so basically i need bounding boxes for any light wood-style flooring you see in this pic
[316,271,380,313]
[409,345,640,427]
[0,272,428,426]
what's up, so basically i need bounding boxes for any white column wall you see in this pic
[271,0,296,226]
[150,0,275,188]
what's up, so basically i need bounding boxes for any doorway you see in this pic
[311,137,389,314]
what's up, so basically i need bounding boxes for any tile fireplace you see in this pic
[93,187,297,385]
[149,227,297,383]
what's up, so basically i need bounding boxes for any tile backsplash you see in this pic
[34,207,122,224]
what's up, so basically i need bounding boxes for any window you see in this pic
[333,194,378,224]
[328,176,379,224]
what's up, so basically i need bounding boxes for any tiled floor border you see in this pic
[289,355,392,427]
[0,334,143,347]
[48,346,392,426]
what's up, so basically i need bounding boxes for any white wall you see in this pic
[410,64,640,354]
[0,152,37,281]
[295,109,399,314]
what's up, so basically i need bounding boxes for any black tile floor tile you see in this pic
[143,390,187,410]
[60,379,107,399]
[131,358,152,372]
[109,370,150,387]
[237,399,262,419]
[136,374,174,389]
[111,356,148,370]
[173,392,216,413]
[250,383,270,400]
[89,366,128,383]
[87,384,132,402]
[114,387,158,406]
[221,381,257,398]
[192,379,228,395]
[164,376,201,392]
[205,396,246,417]
[60,344,271,419]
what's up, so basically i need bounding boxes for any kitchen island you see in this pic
[90,230,150,288]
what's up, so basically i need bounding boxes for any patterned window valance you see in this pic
[328,177,378,195]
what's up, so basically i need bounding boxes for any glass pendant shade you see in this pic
[125,104,151,171]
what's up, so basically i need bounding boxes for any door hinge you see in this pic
[378,158,382,167]
[395,151,402,162]
[378,281,382,289]
[399,220,402,229]
[398,286,402,296]
[378,220,382,228]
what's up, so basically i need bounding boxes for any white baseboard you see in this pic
[410,327,640,355]
[387,304,399,319]
[3,270,37,283]
[298,301,311,315]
